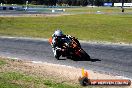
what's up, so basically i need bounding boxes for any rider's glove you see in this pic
[56,47,61,51]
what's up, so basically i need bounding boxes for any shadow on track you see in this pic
[56,58,101,62]
[88,58,101,62]
[72,58,101,62]
[56,55,101,62]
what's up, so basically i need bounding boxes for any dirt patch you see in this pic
[0,58,131,87]
[0,13,70,17]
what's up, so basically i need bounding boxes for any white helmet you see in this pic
[54,30,64,37]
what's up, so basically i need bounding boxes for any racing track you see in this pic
[0,37,132,79]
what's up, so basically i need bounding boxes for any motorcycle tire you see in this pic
[55,50,61,60]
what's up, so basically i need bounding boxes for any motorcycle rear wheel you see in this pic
[79,49,91,61]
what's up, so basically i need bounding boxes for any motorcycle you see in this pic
[48,37,90,61]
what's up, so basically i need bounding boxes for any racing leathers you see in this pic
[51,35,72,59]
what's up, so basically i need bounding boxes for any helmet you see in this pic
[54,30,64,37]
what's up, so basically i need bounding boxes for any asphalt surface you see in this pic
[0,11,53,16]
[0,37,132,79]
[1,10,132,17]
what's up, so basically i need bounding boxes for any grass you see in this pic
[0,12,132,43]
[65,7,132,13]
[0,71,80,88]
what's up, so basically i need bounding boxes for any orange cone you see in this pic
[84,71,88,77]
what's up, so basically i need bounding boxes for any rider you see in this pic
[51,30,73,59]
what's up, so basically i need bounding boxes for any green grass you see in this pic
[65,7,132,13]
[0,13,132,43]
[0,72,79,88]
[66,7,119,13]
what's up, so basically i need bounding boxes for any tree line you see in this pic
[0,0,132,6]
